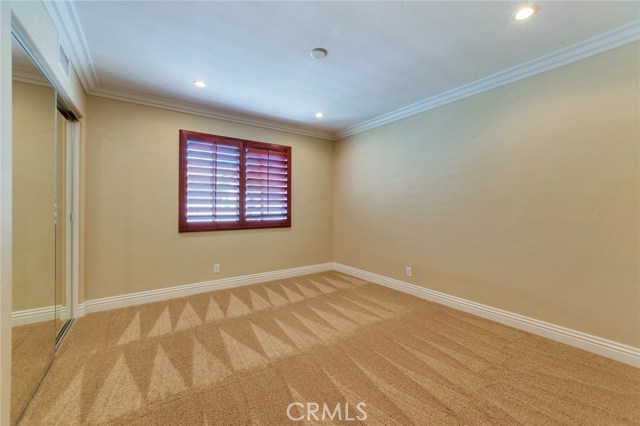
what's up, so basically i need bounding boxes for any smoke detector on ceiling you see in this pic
[310,48,328,60]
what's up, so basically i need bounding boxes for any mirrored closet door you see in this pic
[55,108,73,341]
[11,35,76,425]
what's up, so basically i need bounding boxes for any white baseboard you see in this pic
[333,263,640,368]
[12,306,54,326]
[70,261,639,367]
[77,263,334,316]
[12,305,66,326]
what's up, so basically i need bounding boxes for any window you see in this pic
[179,130,291,232]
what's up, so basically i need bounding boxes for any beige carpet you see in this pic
[18,272,640,425]
[12,320,56,425]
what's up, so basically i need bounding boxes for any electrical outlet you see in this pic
[405,266,412,277]
[213,264,220,274]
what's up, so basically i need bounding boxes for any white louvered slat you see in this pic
[244,145,290,223]
[185,139,241,223]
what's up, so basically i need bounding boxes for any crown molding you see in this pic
[336,20,640,140]
[42,0,98,91]
[12,69,49,87]
[44,1,638,143]
[43,1,336,141]
[90,86,335,140]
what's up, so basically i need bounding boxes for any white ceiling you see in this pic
[63,1,639,139]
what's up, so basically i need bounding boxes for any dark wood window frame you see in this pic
[179,130,292,232]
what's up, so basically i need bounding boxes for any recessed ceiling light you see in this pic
[515,6,537,21]
[315,112,325,119]
[310,48,328,60]
[194,80,206,88]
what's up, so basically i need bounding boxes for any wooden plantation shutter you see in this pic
[245,143,291,225]
[179,130,291,232]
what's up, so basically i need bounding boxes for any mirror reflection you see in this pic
[11,36,58,425]
[55,108,72,338]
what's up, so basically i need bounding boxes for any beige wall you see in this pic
[84,97,333,301]
[334,42,640,347]
[12,81,56,312]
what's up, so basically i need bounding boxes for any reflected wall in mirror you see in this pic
[11,36,57,425]
[55,109,72,337]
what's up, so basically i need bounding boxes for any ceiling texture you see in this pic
[46,1,639,140]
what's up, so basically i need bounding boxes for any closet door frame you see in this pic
[55,112,79,346]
